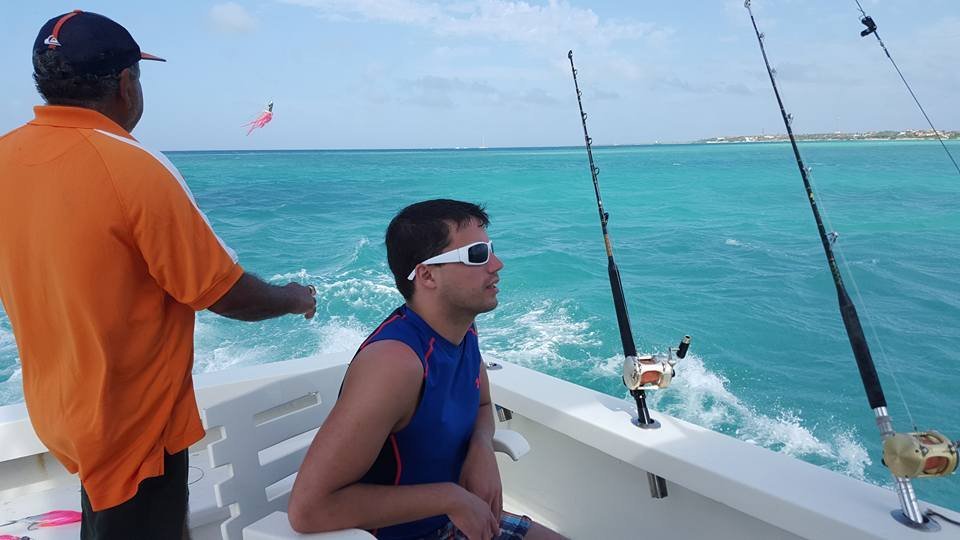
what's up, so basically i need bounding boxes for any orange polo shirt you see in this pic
[0,106,244,510]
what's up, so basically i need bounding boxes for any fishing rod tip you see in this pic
[567,50,573,58]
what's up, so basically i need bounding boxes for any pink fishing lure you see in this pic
[0,509,81,531]
[27,510,81,528]
[245,102,274,135]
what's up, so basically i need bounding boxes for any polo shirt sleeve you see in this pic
[112,152,244,311]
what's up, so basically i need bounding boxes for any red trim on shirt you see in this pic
[390,434,403,485]
[423,338,435,380]
[359,313,403,350]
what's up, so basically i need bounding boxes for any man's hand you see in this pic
[209,273,317,321]
[459,436,503,523]
[447,485,500,540]
[284,282,317,319]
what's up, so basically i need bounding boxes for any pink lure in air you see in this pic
[244,101,274,135]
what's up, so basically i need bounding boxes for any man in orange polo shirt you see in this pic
[0,11,317,539]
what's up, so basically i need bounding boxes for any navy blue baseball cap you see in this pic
[33,10,165,76]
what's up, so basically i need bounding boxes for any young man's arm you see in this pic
[208,272,315,321]
[459,362,502,521]
[287,340,499,539]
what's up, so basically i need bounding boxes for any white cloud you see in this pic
[279,0,664,46]
[210,2,258,33]
[283,0,440,25]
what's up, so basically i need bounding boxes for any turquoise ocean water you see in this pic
[1,141,957,510]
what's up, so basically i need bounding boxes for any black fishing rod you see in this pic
[567,50,691,500]
[744,1,957,531]
[853,0,960,177]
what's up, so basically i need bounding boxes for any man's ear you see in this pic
[117,67,136,104]
[414,265,440,291]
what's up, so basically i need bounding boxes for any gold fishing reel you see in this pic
[882,431,958,478]
[623,336,690,391]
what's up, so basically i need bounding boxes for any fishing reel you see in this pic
[623,336,690,391]
[882,431,958,479]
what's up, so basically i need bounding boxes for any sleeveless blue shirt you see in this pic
[357,305,482,540]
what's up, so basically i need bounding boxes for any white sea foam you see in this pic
[191,270,395,375]
[725,238,743,246]
[267,268,398,310]
[193,315,368,373]
[194,341,279,373]
[834,430,872,481]
[482,303,868,476]
[314,316,366,355]
[318,275,399,310]
[345,236,371,267]
[269,268,314,282]
[596,351,871,478]
[481,300,601,370]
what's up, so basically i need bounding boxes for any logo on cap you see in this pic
[44,35,61,48]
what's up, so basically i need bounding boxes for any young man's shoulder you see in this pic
[351,339,423,381]
[340,340,424,426]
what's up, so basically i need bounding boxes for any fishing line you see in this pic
[804,170,919,432]
[853,0,960,177]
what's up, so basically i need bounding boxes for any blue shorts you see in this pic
[428,513,532,539]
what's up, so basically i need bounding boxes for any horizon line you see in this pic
[162,136,960,154]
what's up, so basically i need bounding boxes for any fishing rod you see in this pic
[743,1,957,531]
[567,49,691,500]
[853,0,960,177]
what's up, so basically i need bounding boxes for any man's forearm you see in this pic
[471,401,496,448]
[289,481,462,533]
[208,272,305,321]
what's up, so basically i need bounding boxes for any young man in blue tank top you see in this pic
[289,200,564,540]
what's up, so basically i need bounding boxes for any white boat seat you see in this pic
[243,511,376,540]
[492,428,530,461]
[188,448,232,528]
[200,365,530,540]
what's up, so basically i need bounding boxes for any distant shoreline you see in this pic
[696,129,960,144]
[163,131,960,153]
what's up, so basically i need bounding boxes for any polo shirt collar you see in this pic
[29,105,136,141]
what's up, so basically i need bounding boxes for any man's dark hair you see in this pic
[32,50,136,106]
[386,199,490,300]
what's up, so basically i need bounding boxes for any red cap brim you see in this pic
[141,52,166,62]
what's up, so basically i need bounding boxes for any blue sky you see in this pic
[2,1,957,150]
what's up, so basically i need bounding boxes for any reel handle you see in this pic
[668,335,692,365]
[676,335,691,359]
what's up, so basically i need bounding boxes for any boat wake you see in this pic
[478,299,873,483]
[480,299,602,371]
[608,353,872,481]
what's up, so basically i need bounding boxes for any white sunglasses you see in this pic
[407,241,494,280]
